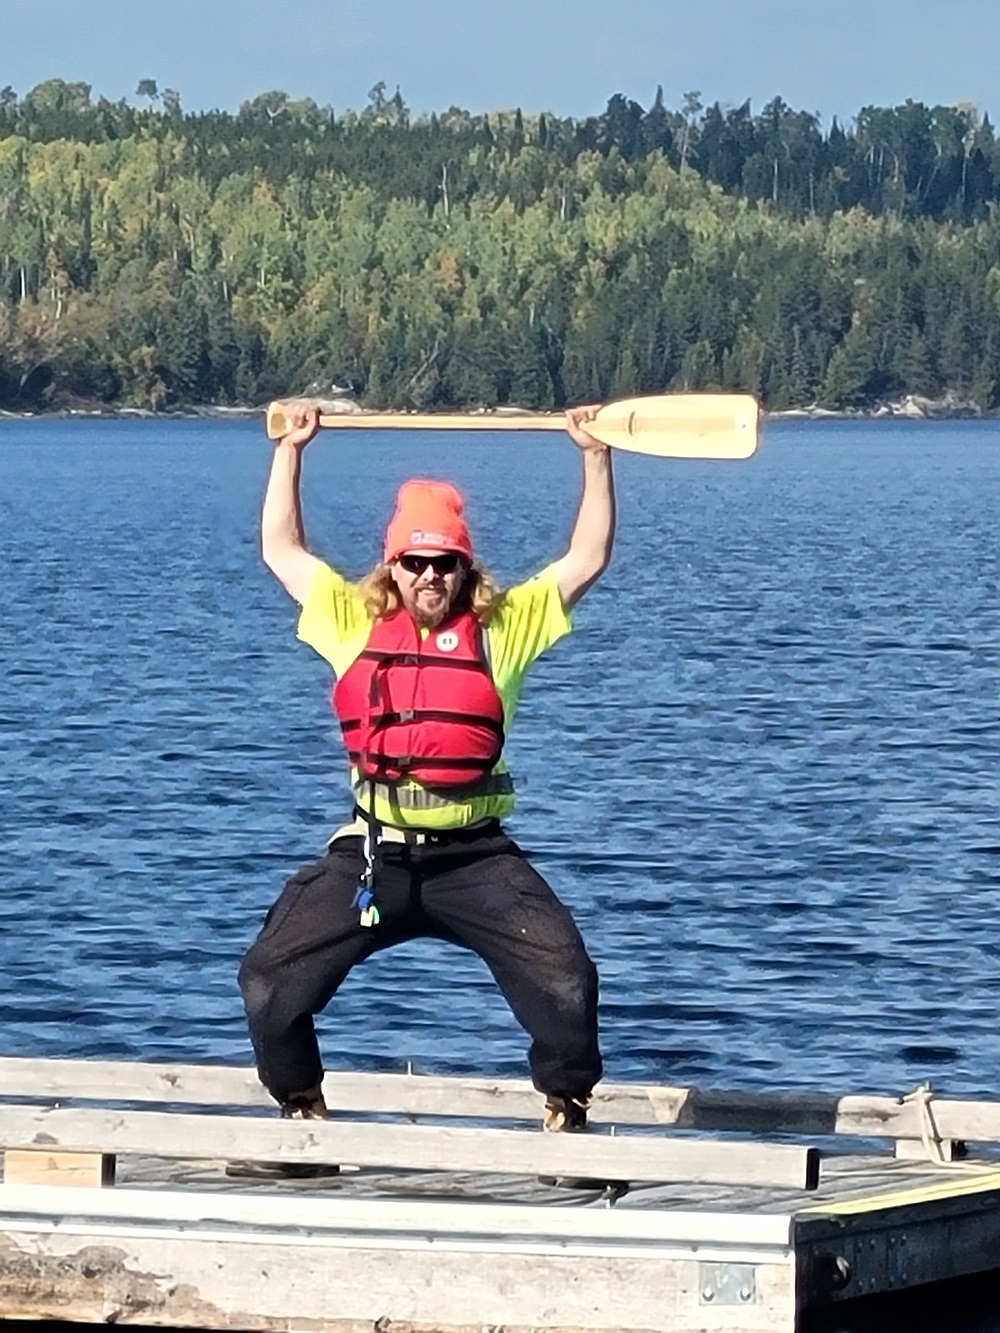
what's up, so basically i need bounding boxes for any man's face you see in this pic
[391,550,467,627]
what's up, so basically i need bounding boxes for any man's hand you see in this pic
[277,404,321,450]
[565,404,608,454]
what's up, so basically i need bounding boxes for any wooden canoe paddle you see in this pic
[265,393,760,460]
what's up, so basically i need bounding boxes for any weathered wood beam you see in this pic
[0,1227,798,1333]
[1,1058,997,1150]
[0,1105,820,1190]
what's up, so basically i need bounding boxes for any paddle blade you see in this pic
[587,393,759,459]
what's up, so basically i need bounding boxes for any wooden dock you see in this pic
[2,1059,1000,1331]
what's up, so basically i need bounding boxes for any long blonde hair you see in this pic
[359,560,503,625]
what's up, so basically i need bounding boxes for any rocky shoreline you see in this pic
[0,392,994,425]
[769,391,992,421]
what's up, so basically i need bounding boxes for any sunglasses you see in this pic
[397,552,465,576]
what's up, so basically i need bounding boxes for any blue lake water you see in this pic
[2,415,1000,1102]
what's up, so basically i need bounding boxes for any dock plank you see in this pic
[0,1058,996,1151]
[0,1104,819,1189]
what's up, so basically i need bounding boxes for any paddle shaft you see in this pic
[271,409,566,435]
[309,411,742,436]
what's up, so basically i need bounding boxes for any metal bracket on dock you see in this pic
[698,1262,757,1306]
[805,1232,910,1300]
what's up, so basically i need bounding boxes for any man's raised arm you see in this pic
[551,405,617,611]
[261,405,325,605]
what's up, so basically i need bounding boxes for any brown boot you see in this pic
[226,1086,341,1179]
[279,1087,330,1120]
[543,1094,589,1134]
[539,1094,628,1196]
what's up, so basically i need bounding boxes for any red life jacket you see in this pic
[332,609,505,787]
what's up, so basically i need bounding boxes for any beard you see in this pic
[406,587,452,629]
[411,603,449,629]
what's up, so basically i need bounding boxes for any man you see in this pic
[238,402,615,1143]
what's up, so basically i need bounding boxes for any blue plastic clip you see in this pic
[352,882,380,928]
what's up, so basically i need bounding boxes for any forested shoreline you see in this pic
[3,78,1000,415]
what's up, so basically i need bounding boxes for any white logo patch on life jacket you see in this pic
[435,630,460,653]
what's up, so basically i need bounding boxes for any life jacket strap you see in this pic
[359,648,489,672]
[352,753,500,774]
[340,710,503,740]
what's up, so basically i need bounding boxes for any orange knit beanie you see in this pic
[383,479,474,564]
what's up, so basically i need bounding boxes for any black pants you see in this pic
[238,826,602,1105]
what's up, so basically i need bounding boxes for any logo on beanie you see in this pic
[435,631,459,653]
[409,529,450,548]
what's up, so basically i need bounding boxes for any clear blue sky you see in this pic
[5,0,999,128]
